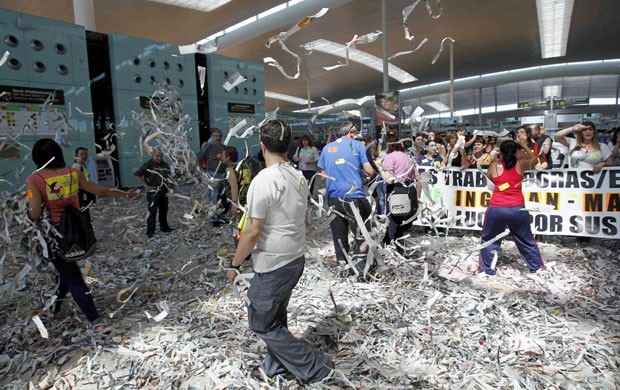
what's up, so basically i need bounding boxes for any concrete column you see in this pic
[73,0,96,31]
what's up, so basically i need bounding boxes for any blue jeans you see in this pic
[248,256,333,382]
[479,206,544,275]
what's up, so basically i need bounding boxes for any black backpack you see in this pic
[39,169,97,262]
[53,204,97,262]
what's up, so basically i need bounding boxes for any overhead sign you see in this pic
[554,98,590,108]
[518,100,550,110]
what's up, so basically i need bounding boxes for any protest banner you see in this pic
[415,167,620,239]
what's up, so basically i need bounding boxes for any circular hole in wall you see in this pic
[148,59,156,68]
[162,61,170,69]
[8,58,21,70]
[56,64,69,75]
[224,71,229,78]
[234,86,239,93]
[32,61,45,73]
[164,77,171,85]
[177,79,184,88]
[243,87,248,95]
[4,35,19,47]
[132,57,141,66]
[30,39,44,51]
[54,43,67,55]
[133,75,142,83]
[176,63,183,71]
[252,89,257,96]
[149,76,157,84]
[252,77,257,83]
[33,61,46,73]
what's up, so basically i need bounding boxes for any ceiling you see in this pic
[1,0,620,114]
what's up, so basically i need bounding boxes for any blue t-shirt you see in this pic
[417,154,443,167]
[318,137,369,199]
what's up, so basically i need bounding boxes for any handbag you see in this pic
[388,184,417,216]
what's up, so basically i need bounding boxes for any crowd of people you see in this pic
[24,120,620,384]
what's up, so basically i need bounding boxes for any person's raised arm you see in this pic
[79,173,138,199]
[554,123,585,147]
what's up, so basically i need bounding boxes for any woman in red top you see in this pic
[478,136,544,276]
[26,139,138,331]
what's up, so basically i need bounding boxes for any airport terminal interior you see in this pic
[0,0,619,388]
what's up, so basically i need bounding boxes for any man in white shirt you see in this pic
[226,120,334,384]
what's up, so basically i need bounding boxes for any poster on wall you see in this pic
[375,91,400,133]
[0,85,67,137]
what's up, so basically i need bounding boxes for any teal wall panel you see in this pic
[206,54,265,156]
[0,9,95,193]
[107,33,199,187]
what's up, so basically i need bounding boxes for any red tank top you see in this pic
[26,168,80,226]
[489,162,524,207]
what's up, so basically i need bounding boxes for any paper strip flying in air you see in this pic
[424,0,443,18]
[389,38,428,61]
[375,105,395,120]
[266,8,329,48]
[402,0,422,41]
[223,71,246,92]
[197,66,206,95]
[343,110,362,118]
[402,105,424,125]
[0,51,9,68]
[311,95,375,120]
[179,41,217,55]
[75,107,94,117]
[264,8,329,79]
[223,119,248,146]
[322,30,382,71]
[432,37,454,64]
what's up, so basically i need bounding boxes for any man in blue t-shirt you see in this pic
[318,121,375,280]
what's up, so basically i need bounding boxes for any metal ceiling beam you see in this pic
[400,60,620,100]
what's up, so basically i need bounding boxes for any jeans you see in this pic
[478,206,544,275]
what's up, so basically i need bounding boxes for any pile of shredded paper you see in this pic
[1,191,618,389]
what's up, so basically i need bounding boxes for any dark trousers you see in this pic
[146,191,170,236]
[478,206,544,275]
[328,197,372,265]
[301,170,316,196]
[248,256,333,383]
[51,257,100,324]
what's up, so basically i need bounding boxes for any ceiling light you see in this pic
[302,39,417,83]
[265,91,312,105]
[536,0,575,58]
[544,85,562,98]
[426,101,450,111]
[148,0,233,12]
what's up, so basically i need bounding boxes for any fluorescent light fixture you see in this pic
[426,101,450,111]
[148,0,233,12]
[265,91,312,105]
[590,98,616,105]
[302,39,417,83]
[536,0,575,58]
[454,108,476,116]
[481,106,496,113]
[497,103,518,112]
[544,85,562,98]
